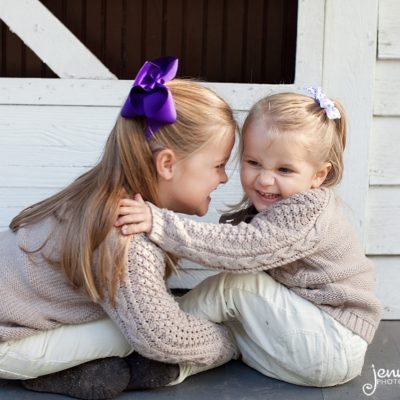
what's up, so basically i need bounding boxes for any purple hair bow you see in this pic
[305,87,341,120]
[121,57,178,140]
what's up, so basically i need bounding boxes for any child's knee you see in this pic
[223,271,276,294]
[179,273,234,322]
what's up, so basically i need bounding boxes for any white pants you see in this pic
[0,318,132,380]
[0,318,220,385]
[0,272,367,387]
[178,272,368,387]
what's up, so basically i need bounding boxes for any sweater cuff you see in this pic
[147,202,166,246]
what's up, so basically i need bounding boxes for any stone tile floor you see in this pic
[1,320,398,400]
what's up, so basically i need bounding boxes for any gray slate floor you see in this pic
[1,320,399,400]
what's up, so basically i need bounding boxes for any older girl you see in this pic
[0,57,238,399]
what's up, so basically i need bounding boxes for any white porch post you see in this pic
[322,0,378,244]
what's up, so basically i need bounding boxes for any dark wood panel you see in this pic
[203,0,224,81]
[4,21,23,77]
[282,0,298,82]
[263,0,284,83]
[244,0,264,83]
[24,46,43,77]
[105,0,124,77]
[143,0,163,61]
[164,0,184,64]
[224,0,245,82]
[182,0,204,77]
[85,0,104,63]
[0,0,298,83]
[124,0,143,77]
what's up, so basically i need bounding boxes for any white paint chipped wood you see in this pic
[372,256,400,318]
[323,0,378,241]
[370,117,400,185]
[374,60,400,116]
[378,0,400,59]
[366,187,400,255]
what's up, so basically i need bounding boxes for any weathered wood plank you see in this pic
[0,165,89,188]
[0,105,116,147]
[322,0,378,244]
[366,186,400,254]
[294,0,324,85]
[370,117,400,185]
[0,146,102,167]
[0,0,115,79]
[0,187,58,206]
[0,78,130,106]
[0,77,300,111]
[371,256,400,319]
[378,0,400,59]
[374,60,400,116]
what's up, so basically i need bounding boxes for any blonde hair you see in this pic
[10,79,237,304]
[225,91,346,216]
[244,92,346,183]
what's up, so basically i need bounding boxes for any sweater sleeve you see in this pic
[100,234,238,366]
[148,189,330,272]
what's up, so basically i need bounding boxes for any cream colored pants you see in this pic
[178,272,368,387]
[0,272,367,387]
[0,318,132,380]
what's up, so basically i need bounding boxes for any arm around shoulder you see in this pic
[148,188,331,272]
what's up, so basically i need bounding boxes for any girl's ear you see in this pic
[154,149,177,180]
[312,162,332,188]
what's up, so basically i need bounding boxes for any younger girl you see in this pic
[117,88,383,387]
[0,57,238,399]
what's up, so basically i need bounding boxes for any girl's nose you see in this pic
[220,169,228,184]
[258,170,275,186]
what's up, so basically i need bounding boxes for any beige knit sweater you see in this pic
[0,216,237,366]
[147,188,382,344]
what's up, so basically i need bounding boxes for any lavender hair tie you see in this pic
[121,57,178,140]
[305,87,341,120]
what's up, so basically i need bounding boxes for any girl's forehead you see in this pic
[244,124,305,144]
[243,128,312,156]
[209,126,236,146]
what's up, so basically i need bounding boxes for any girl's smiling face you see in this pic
[158,128,235,216]
[240,121,331,212]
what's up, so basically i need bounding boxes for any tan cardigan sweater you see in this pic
[0,216,237,366]
[147,188,382,344]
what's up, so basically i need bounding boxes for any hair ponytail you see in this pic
[10,79,236,304]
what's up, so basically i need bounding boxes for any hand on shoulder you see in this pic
[115,194,153,235]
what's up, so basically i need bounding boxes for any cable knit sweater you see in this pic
[147,188,382,344]
[0,216,237,366]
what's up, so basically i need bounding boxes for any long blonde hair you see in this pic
[225,91,347,216]
[10,79,237,303]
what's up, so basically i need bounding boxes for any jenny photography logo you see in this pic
[362,364,400,396]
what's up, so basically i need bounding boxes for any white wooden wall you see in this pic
[367,0,400,318]
[0,0,398,317]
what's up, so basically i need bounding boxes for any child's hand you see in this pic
[115,194,152,235]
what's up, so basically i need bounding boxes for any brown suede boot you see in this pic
[124,352,179,390]
[22,357,130,400]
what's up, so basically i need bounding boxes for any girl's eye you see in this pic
[279,167,292,174]
[246,160,259,166]
[216,163,226,169]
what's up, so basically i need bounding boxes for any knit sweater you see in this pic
[0,216,237,366]
[147,188,382,344]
